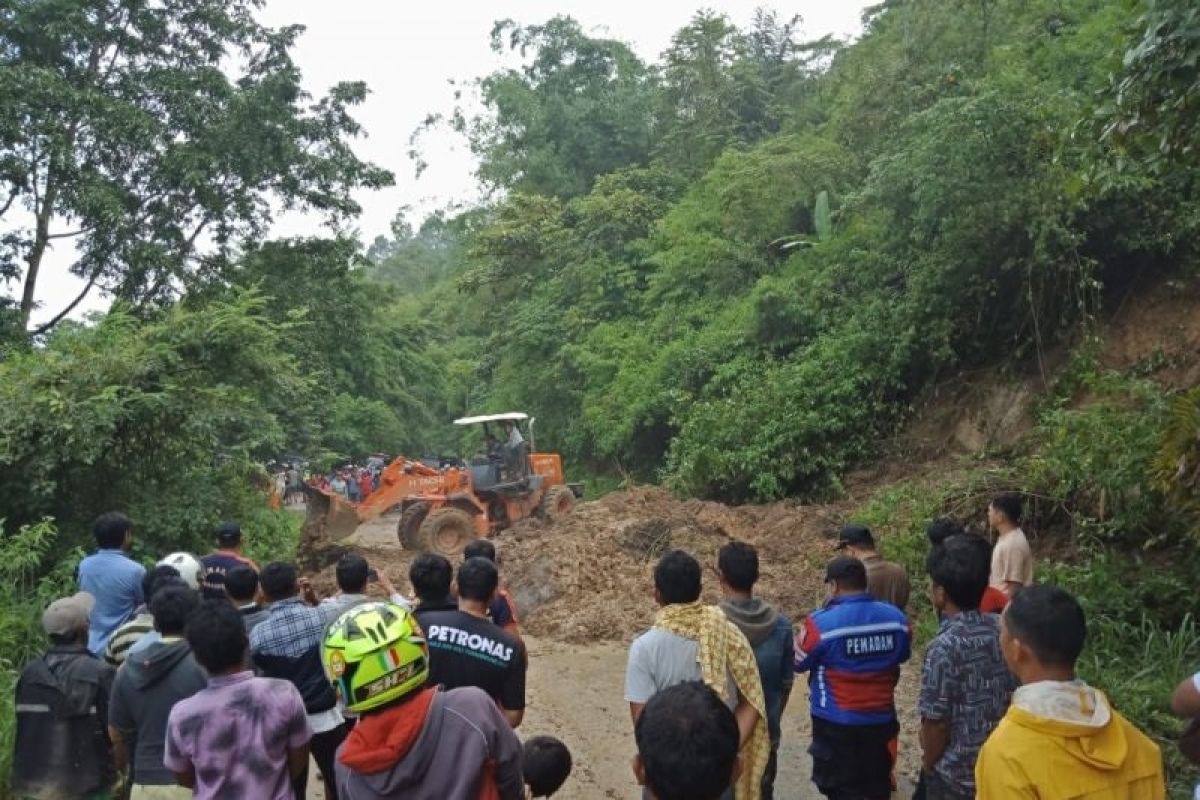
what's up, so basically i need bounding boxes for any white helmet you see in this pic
[157,552,201,590]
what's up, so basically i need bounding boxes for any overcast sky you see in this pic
[27,1,872,326]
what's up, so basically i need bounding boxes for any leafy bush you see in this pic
[0,294,310,553]
[1028,368,1176,546]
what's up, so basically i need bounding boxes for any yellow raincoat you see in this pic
[976,680,1164,799]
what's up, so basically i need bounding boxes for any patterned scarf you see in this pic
[654,601,769,800]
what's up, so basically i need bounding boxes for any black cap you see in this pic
[216,521,242,547]
[836,523,874,549]
[824,555,867,585]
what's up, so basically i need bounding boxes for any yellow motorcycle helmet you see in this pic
[321,601,428,713]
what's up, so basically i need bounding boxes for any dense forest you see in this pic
[1,0,1200,792]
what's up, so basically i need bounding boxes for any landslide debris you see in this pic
[497,487,849,643]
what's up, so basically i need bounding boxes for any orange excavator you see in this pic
[302,413,581,557]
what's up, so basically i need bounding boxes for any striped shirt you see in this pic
[104,610,155,667]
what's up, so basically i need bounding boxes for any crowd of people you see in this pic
[622,492,1170,800]
[309,465,381,505]
[11,512,562,800]
[8,492,1193,799]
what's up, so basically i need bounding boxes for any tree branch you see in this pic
[46,227,94,240]
[0,186,19,219]
[28,269,102,337]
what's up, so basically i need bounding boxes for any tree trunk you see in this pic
[21,113,80,333]
[18,173,57,330]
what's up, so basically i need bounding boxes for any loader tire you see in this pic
[539,485,575,522]
[416,507,476,557]
[397,502,431,550]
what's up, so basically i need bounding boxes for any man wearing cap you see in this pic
[199,521,260,601]
[795,556,911,800]
[837,523,911,612]
[12,591,117,798]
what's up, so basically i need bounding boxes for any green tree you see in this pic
[196,237,441,458]
[1101,0,1200,173]
[0,0,392,334]
[0,293,309,548]
[425,16,656,198]
[655,11,751,175]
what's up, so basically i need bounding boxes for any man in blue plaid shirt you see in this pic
[251,562,347,800]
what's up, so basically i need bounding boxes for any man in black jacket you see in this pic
[250,562,346,800]
[108,585,207,797]
[12,591,116,798]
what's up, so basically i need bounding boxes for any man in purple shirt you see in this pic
[165,600,311,799]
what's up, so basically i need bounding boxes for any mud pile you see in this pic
[497,487,850,643]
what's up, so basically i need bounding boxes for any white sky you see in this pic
[24,1,871,326]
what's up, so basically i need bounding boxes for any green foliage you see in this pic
[1101,0,1200,174]
[0,0,391,332]
[0,293,309,551]
[1154,386,1200,522]
[1029,367,1177,545]
[430,16,656,198]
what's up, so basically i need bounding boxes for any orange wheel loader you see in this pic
[301,413,582,557]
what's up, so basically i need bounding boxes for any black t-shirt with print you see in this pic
[414,608,525,711]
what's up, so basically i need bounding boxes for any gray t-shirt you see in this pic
[625,627,736,707]
[625,628,702,704]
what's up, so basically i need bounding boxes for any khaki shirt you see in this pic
[863,555,911,611]
[990,528,1033,593]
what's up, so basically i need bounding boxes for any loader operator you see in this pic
[501,420,525,481]
[502,420,524,448]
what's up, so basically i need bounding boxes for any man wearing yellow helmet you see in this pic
[323,601,524,800]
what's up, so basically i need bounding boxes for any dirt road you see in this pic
[304,503,920,798]
[308,633,917,799]
[520,635,917,799]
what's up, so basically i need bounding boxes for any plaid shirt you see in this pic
[249,597,338,659]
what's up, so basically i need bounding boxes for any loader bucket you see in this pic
[301,485,362,543]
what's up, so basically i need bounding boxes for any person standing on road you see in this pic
[634,681,743,800]
[224,564,270,633]
[318,553,411,618]
[795,556,911,800]
[987,493,1033,598]
[625,549,767,800]
[108,585,207,799]
[78,511,146,655]
[250,562,348,800]
[199,521,259,601]
[715,541,793,800]
[463,539,521,635]
[418,557,527,728]
[918,535,1016,800]
[103,565,184,667]
[12,591,117,799]
[836,523,910,612]
[409,553,456,615]
[926,519,1008,614]
[165,600,311,799]
[323,602,525,800]
[975,585,1164,798]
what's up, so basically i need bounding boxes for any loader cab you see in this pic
[455,412,534,492]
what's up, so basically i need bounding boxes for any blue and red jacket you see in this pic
[794,593,911,726]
